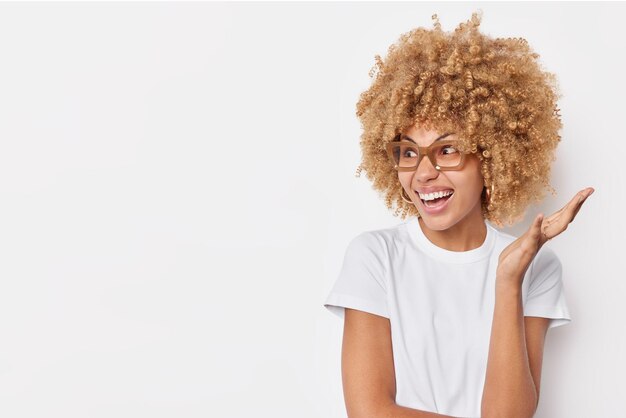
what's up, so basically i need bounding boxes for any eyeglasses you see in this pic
[386,134,469,172]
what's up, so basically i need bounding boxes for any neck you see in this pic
[417,208,487,252]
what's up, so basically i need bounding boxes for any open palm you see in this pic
[496,187,595,286]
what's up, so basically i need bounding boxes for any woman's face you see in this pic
[398,124,485,232]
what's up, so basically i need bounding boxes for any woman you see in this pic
[323,11,593,418]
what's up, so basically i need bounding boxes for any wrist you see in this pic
[495,276,522,293]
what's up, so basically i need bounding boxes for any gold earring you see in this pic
[400,187,421,219]
[485,183,494,204]
[401,188,413,203]
[401,188,421,219]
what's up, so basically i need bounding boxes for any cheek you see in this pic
[462,156,483,181]
[464,165,485,197]
[398,172,413,188]
[450,163,484,197]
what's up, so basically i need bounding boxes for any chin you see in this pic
[418,215,455,231]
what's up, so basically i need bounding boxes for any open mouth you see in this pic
[417,190,454,208]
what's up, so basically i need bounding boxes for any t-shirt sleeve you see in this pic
[323,232,389,320]
[523,246,572,329]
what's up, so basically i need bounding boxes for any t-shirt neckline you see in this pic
[405,217,496,264]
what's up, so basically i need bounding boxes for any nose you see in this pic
[413,154,440,183]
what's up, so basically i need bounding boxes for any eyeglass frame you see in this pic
[385,134,471,172]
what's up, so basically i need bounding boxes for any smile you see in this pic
[415,190,454,213]
[418,190,454,202]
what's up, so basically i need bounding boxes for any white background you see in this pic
[0,2,623,417]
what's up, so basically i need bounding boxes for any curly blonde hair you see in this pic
[354,10,562,227]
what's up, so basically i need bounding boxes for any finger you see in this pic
[540,215,557,243]
[542,188,594,240]
[555,188,590,215]
[543,213,558,227]
[554,188,591,227]
[521,213,542,238]
[571,200,584,219]
[531,213,544,240]
[564,189,589,211]
[570,188,594,221]
[542,207,567,239]
[536,213,548,242]
[522,213,545,254]
[535,212,544,229]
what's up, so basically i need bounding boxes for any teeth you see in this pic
[417,190,454,201]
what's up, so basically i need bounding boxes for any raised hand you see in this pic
[496,187,595,288]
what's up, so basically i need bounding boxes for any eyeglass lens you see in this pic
[390,142,462,169]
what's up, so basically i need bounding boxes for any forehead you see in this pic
[401,125,456,146]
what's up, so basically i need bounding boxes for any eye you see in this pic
[440,145,459,155]
[404,149,418,157]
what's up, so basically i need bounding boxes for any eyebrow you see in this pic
[396,132,453,143]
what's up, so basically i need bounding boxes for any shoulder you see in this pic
[343,222,409,275]
[348,222,406,253]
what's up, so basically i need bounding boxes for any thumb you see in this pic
[531,213,544,238]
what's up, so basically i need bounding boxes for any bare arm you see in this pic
[482,187,593,417]
[342,308,458,418]
[480,283,539,418]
